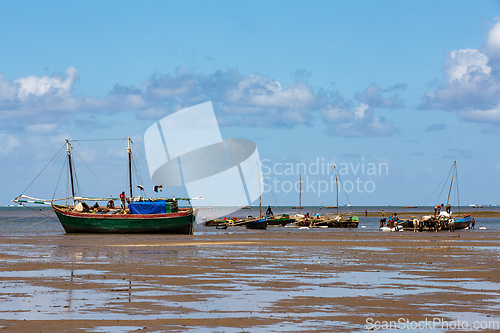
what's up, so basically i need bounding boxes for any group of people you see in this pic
[104,191,128,209]
[434,203,452,215]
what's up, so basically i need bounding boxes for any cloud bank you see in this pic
[0,67,402,137]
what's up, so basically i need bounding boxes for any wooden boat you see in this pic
[52,203,193,234]
[246,217,267,230]
[321,166,359,228]
[388,214,470,231]
[14,138,195,234]
[452,214,472,229]
[266,213,293,226]
[387,161,471,232]
[327,215,359,228]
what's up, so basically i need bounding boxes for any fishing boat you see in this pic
[387,161,471,232]
[266,213,293,226]
[245,217,267,230]
[14,138,196,234]
[322,166,359,228]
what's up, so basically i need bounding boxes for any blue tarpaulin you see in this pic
[129,201,166,215]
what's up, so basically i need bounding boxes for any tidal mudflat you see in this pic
[0,225,498,332]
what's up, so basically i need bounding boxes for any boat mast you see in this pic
[334,166,339,215]
[299,174,302,214]
[446,160,456,207]
[127,137,133,199]
[66,140,76,205]
[257,161,262,217]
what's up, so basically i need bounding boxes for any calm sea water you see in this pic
[1,205,499,234]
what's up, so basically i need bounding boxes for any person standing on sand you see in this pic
[365,210,368,216]
[381,210,385,217]
[471,218,475,229]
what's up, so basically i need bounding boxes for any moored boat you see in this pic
[14,138,195,234]
[246,217,267,230]
[267,213,293,226]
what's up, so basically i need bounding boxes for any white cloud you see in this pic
[354,103,369,120]
[458,106,500,122]
[444,49,491,83]
[0,134,21,155]
[15,67,78,100]
[485,21,500,63]
[420,20,500,126]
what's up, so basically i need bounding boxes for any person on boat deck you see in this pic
[107,200,115,209]
[393,213,399,222]
[446,204,451,214]
[388,214,393,223]
[266,206,273,216]
[92,202,99,210]
[434,204,443,216]
[120,191,126,208]
[81,201,90,213]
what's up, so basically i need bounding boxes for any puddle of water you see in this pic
[92,326,145,333]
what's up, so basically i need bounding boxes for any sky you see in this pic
[1,0,500,207]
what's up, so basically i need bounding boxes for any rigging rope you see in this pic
[422,164,454,206]
[0,212,45,223]
[18,143,66,197]
[11,217,52,232]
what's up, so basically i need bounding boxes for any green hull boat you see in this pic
[53,204,194,234]
[14,138,196,235]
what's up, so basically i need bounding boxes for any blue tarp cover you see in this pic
[129,201,166,215]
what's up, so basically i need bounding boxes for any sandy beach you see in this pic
[0,226,499,332]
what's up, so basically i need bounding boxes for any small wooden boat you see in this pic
[266,214,293,226]
[327,215,359,228]
[246,217,267,230]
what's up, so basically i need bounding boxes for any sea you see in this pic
[1,205,499,234]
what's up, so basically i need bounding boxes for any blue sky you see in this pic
[1,0,500,207]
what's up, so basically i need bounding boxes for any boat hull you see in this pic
[246,220,267,230]
[327,220,359,228]
[266,214,292,226]
[53,205,194,234]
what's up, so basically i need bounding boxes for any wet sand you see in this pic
[0,228,499,332]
